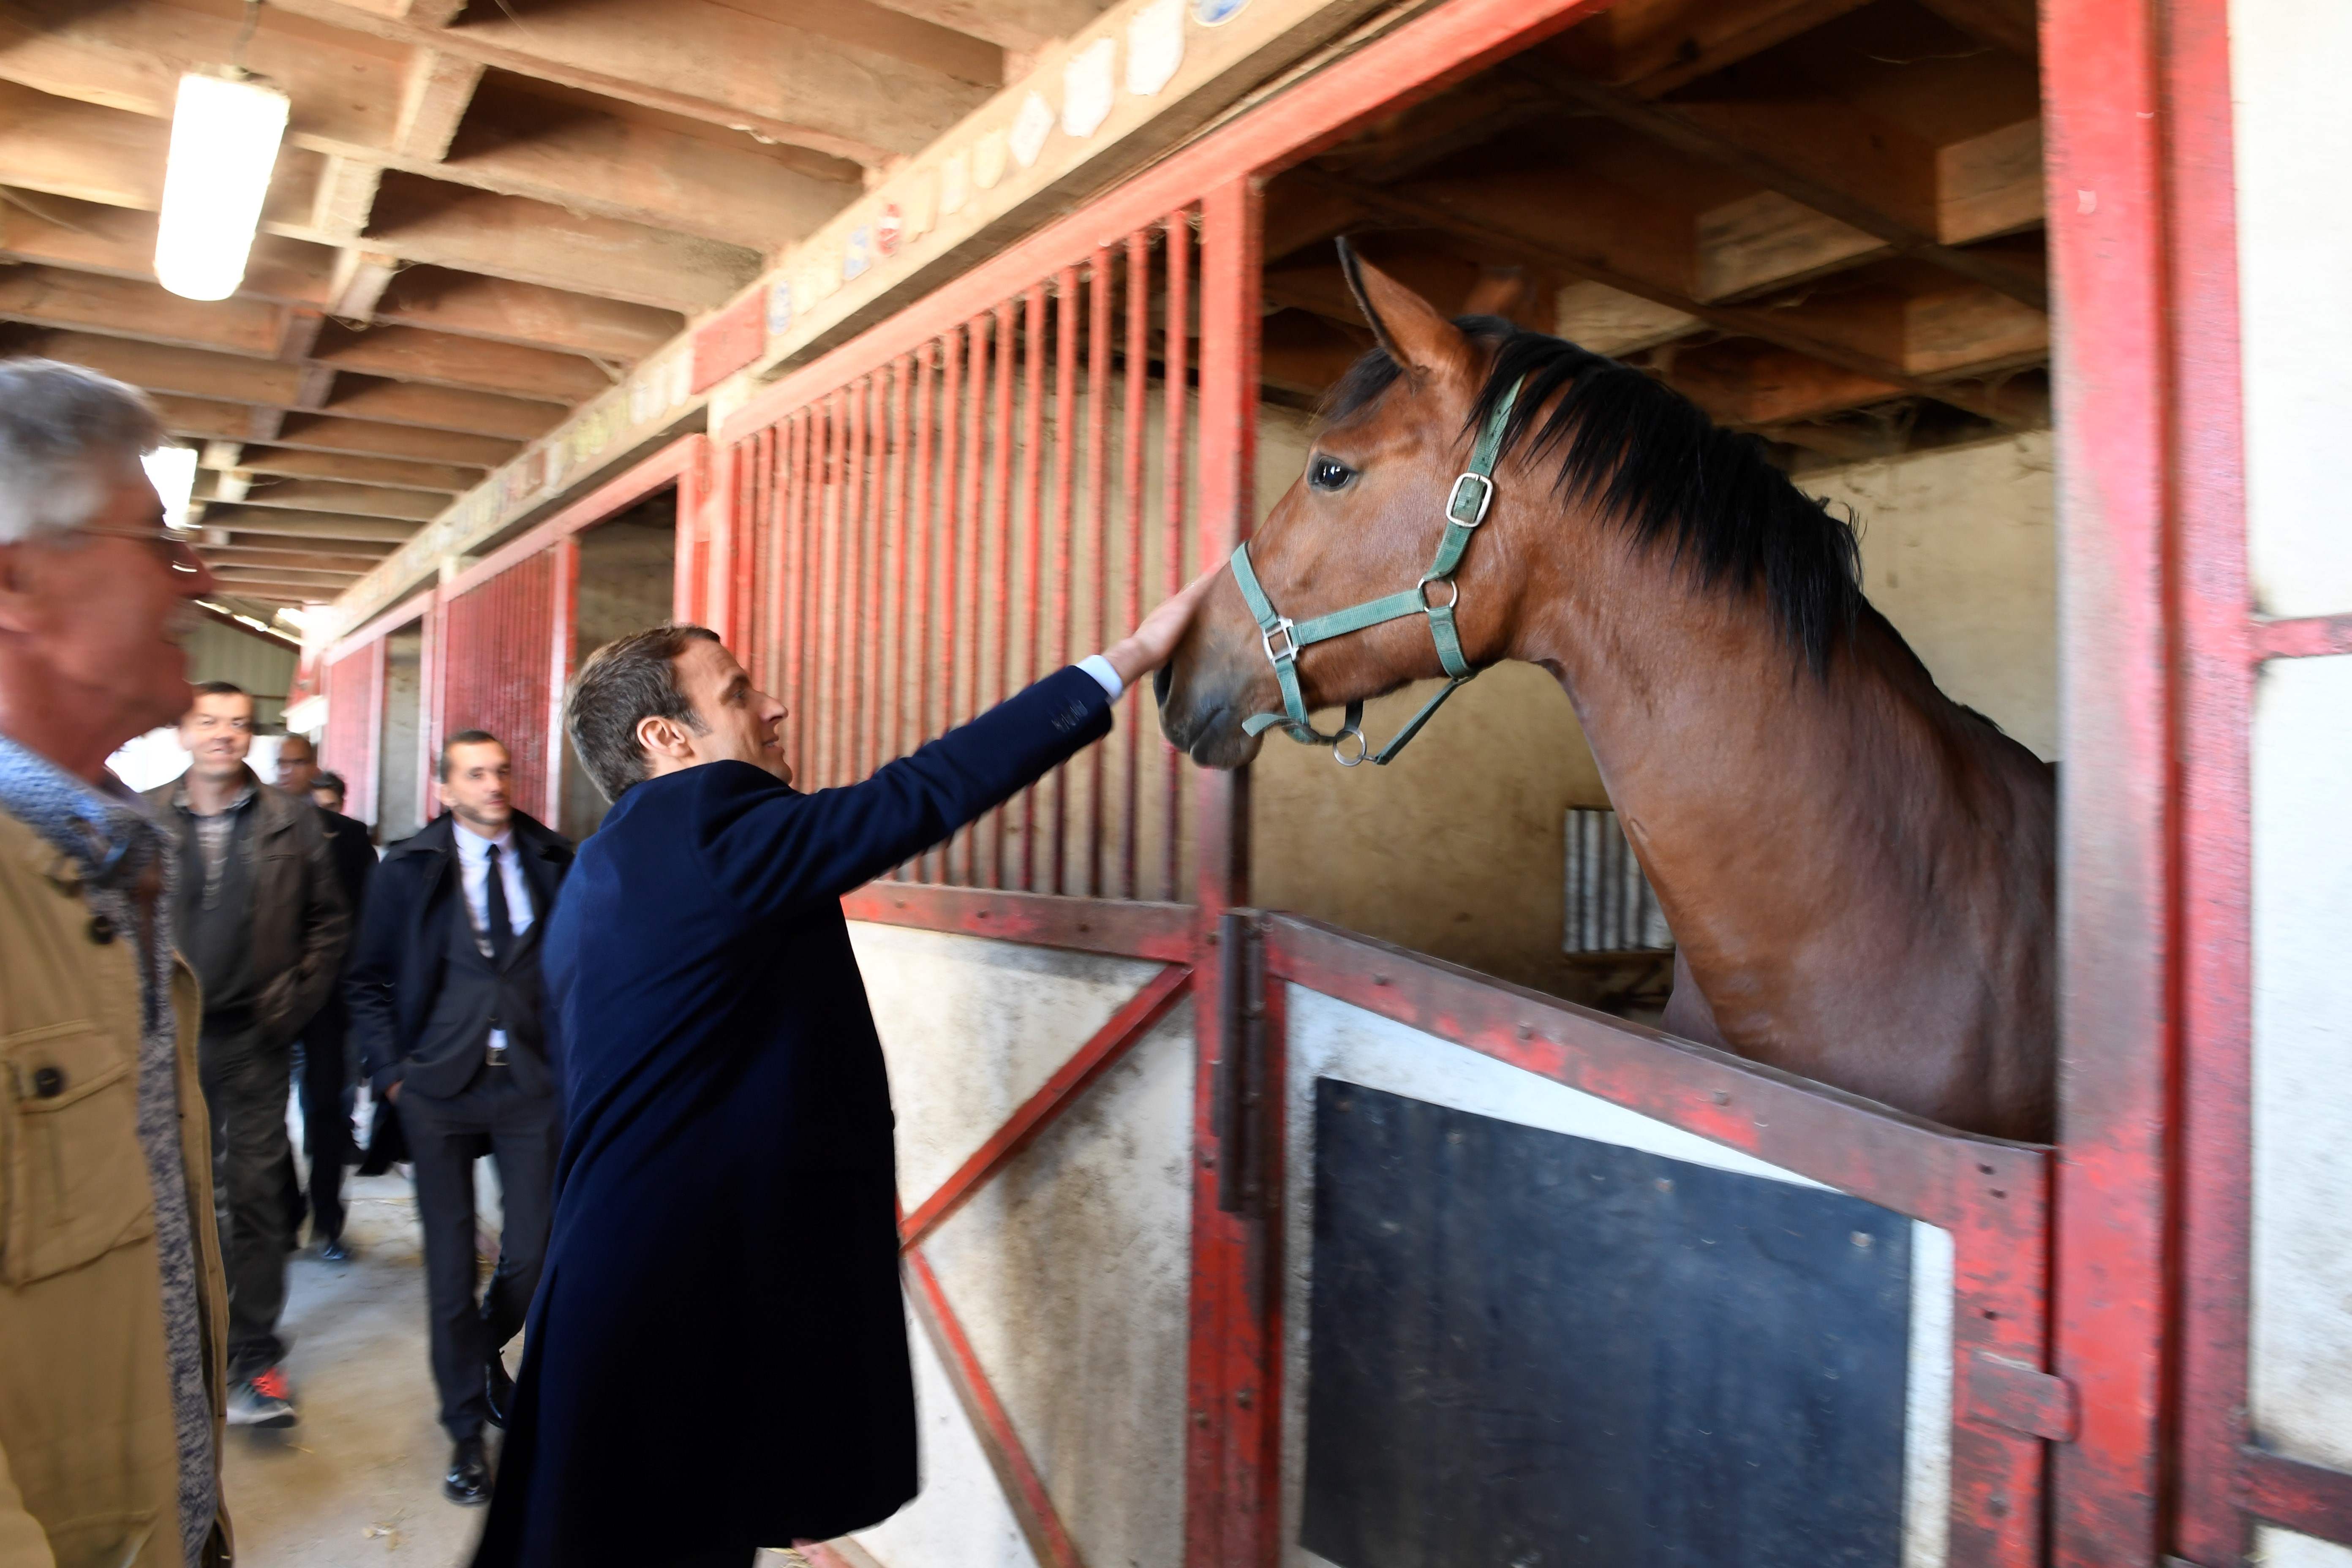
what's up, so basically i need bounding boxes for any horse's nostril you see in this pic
[1152,664,1172,705]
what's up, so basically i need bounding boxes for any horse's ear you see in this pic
[1337,239,1474,384]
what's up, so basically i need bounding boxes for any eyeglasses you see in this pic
[77,525,207,574]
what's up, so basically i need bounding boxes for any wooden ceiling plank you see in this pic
[201,474,444,521]
[232,448,476,492]
[856,0,1101,54]
[150,393,256,443]
[1515,60,2047,310]
[26,330,307,405]
[268,413,516,468]
[318,374,565,439]
[201,506,425,543]
[310,321,615,402]
[202,548,375,576]
[433,79,856,252]
[1911,0,2038,59]
[0,80,327,228]
[395,49,485,161]
[368,268,681,360]
[265,0,988,166]
[0,195,341,305]
[362,172,760,313]
[0,267,286,356]
[1550,0,1876,98]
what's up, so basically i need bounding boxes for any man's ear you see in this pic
[1337,237,1476,384]
[634,712,693,762]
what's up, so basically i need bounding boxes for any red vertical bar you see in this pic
[783,414,810,784]
[934,328,965,884]
[886,355,911,780]
[843,381,869,784]
[1160,211,1192,902]
[1121,228,1150,900]
[1186,178,1271,1568]
[986,299,1017,888]
[906,344,938,882]
[820,393,846,789]
[955,316,991,886]
[862,373,886,779]
[732,429,757,662]
[1015,285,1047,891]
[763,428,787,699]
[1048,266,1079,896]
[1086,246,1113,899]
[548,543,577,824]
[2044,0,2175,1561]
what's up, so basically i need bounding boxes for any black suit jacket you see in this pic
[318,806,375,924]
[345,810,573,1101]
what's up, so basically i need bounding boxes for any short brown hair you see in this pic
[437,728,503,782]
[565,625,719,803]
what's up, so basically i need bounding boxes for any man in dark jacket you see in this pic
[145,681,351,1429]
[273,732,374,1257]
[345,730,572,1507]
[470,573,1209,1568]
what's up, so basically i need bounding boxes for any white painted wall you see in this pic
[1275,988,1955,1568]
[2233,0,2352,616]
[845,925,1195,1568]
[2258,1527,2352,1568]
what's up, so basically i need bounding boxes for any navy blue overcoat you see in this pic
[470,666,1113,1567]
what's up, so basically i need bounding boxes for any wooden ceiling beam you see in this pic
[265,0,995,166]
[1304,169,2026,426]
[0,80,325,226]
[860,0,1104,54]
[199,507,423,544]
[395,50,485,163]
[362,172,760,313]
[1549,0,1875,98]
[310,320,615,402]
[0,267,287,356]
[268,414,515,468]
[1912,0,2038,60]
[232,448,476,492]
[1513,60,2046,310]
[318,375,566,440]
[201,544,386,574]
[370,268,682,361]
[0,193,340,306]
[150,394,261,444]
[24,331,308,405]
[198,474,445,522]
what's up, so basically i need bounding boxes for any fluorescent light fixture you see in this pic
[142,444,199,531]
[154,72,289,302]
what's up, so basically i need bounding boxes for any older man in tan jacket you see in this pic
[0,359,232,1568]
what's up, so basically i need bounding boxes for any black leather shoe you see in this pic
[444,1437,492,1506]
[484,1348,515,1430]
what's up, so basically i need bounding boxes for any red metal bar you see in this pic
[864,370,889,778]
[904,1248,1085,1568]
[886,354,910,779]
[1016,285,1048,890]
[1194,180,1260,914]
[819,393,845,789]
[928,330,962,883]
[844,380,870,784]
[954,316,991,885]
[547,536,578,824]
[1086,247,1113,900]
[1121,228,1150,900]
[1049,267,1079,896]
[2045,0,2177,1556]
[900,963,1192,1249]
[984,298,1017,888]
[1160,211,1192,903]
[2251,611,2352,661]
[731,424,757,659]
[785,414,813,785]
[906,344,938,882]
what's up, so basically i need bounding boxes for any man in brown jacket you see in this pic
[0,357,233,1566]
[145,684,348,1428]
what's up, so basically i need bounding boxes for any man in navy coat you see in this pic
[470,573,1210,1568]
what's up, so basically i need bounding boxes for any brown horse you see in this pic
[1158,249,2055,1142]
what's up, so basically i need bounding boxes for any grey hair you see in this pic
[0,359,168,545]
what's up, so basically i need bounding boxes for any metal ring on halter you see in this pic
[1332,727,1369,767]
[1419,577,1460,612]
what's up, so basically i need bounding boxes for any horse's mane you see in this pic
[1323,316,1866,675]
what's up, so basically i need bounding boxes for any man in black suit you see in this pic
[346,729,572,1508]
[275,734,375,1257]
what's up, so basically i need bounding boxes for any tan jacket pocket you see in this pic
[2,1022,156,1286]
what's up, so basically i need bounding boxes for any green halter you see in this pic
[1228,377,1523,766]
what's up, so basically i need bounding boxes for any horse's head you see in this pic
[1157,245,1533,769]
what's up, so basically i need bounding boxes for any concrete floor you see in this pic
[223,1146,827,1568]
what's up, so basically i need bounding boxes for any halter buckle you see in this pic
[1261,617,1300,665]
[1446,471,1495,528]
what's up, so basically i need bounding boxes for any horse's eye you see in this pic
[1308,456,1355,492]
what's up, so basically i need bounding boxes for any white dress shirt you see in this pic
[453,819,534,1058]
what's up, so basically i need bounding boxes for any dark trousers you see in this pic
[402,1067,561,1441]
[198,1025,292,1376]
[289,1005,352,1242]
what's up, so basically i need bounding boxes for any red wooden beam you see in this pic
[904,1247,1084,1568]
[838,882,1197,961]
[444,436,705,602]
[2251,612,2352,662]
[901,963,1190,1249]
[2238,1450,2352,1548]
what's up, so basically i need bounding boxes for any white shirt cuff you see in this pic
[1076,653,1124,702]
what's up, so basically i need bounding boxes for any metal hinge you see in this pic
[1966,1351,2078,1442]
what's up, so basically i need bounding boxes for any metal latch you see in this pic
[1966,1351,2077,1442]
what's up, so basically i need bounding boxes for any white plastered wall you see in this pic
[1276,988,1956,1568]
[844,924,1195,1568]
[1250,399,2057,996]
[2234,0,2352,1482]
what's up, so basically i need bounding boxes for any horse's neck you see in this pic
[1522,595,1971,1024]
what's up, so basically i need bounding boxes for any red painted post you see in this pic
[1122,228,1150,900]
[785,414,812,787]
[864,371,889,779]
[548,538,578,825]
[908,344,939,881]
[1160,211,1192,902]
[887,355,911,777]
[1050,266,1079,895]
[936,327,966,884]
[985,299,1017,888]
[1017,285,1047,890]
[819,393,845,789]
[2044,0,2178,1560]
[842,380,868,785]
[1087,246,1113,900]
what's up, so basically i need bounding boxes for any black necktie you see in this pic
[484,842,514,969]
